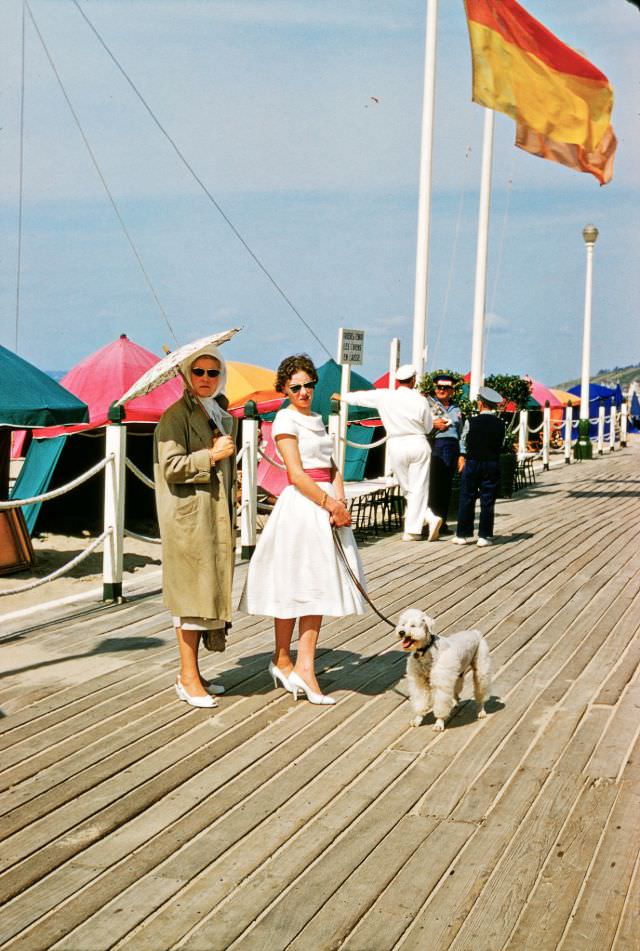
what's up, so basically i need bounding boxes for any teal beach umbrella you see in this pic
[0,345,88,428]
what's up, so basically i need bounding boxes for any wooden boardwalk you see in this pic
[1,447,639,951]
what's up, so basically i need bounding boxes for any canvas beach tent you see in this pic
[11,335,182,534]
[567,382,618,439]
[0,344,88,501]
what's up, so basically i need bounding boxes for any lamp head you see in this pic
[583,224,599,245]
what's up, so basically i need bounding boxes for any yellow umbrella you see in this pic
[550,388,581,407]
[226,362,276,405]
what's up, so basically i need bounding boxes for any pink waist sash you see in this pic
[287,467,332,485]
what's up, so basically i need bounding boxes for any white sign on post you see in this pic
[338,328,365,366]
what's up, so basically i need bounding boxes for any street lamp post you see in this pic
[575,224,598,459]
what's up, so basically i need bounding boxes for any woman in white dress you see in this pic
[240,354,367,704]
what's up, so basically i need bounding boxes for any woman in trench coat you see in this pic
[154,346,237,708]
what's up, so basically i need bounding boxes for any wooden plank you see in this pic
[288,817,473,951]
[1,665,408,947]
[343,765,550,951]
[439,711,611,951]
[505,781,618,950]
[586,670,640,781]
[210,751,458,951]
[595,625,640,706]
[394,709,610,951]
[0,449,637,950]
[454,594,639,822]
[561,782,640,951]
[46,704,412,951]
[611,847,640,951]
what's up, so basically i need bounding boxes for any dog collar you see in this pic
[413,633,437,656]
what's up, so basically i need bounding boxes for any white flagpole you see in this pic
[469,108,495,400]
[411,0,439,377]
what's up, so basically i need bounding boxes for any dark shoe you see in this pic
[439,523,452,536]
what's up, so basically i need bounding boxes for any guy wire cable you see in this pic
[25,1,180,346]
[71,0,334,360]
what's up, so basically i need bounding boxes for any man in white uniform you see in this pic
[333,364,448,541]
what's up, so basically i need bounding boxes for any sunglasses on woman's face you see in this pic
[191,368,221,378]
[288,381,316,393]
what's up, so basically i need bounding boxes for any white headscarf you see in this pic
[181,345,232,434]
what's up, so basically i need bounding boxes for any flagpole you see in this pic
[411,0,438,377]
[469,108,495,400]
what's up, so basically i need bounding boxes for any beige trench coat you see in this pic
[154,390,237,622]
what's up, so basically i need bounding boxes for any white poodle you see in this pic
[396,608,492,731]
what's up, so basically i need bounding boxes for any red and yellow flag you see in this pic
[464,0,617,184]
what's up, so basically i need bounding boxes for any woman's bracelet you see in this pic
[320,492,328,509]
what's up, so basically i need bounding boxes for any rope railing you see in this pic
[0,529,111,597]
[337,432,389,450]
[125,457,155,490]
[0,455,112,509]
[257,444,287,470]
[124,527,161,545]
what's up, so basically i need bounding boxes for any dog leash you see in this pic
[332,527,396,629]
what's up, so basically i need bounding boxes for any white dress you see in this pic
[239,406,367,618]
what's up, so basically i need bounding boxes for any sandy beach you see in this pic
[0,530,164,621]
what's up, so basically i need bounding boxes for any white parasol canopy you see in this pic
[115,328,241,406]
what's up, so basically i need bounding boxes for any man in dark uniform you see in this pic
[453,385,506,547]
[427,374,463,537]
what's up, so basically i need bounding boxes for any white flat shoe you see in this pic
[426,512,443,542]
[175,677,217,709]
[452,536,475,545]
[269,661,293,693]
[289,671,336,706]
[402,533,422,542]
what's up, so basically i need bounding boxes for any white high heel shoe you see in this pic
[269,661,293,693]
[175,677,217,709]
[288,671,336,706]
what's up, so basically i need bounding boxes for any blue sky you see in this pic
[1,0,638,384]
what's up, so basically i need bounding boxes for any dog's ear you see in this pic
[422,613,436,634]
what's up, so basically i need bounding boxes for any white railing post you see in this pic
[609,400,616,452]
[328,405,340,464]
[385,337,400,478]
[542,401,551,471]
[517,409,528,459]
[337,363,351,475]
[597,401,605,454]
[620,401,628,447]
[564,402,573,464]
[240,412,258,560]
[103,415,126,601]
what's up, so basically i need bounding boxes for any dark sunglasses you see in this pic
[191,368,221,378]
[288,381,317,393]
[435,385,452,390]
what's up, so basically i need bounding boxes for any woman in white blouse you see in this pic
[240,354,367,704]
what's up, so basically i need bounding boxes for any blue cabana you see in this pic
[568,383,617,438]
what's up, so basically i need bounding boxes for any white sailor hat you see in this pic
[477,385,503,406]
[395,363,417,382]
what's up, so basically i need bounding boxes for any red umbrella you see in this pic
[32,335,184,438]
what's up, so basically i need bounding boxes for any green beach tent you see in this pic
[0,345,88,429]
[0,345,87,501]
